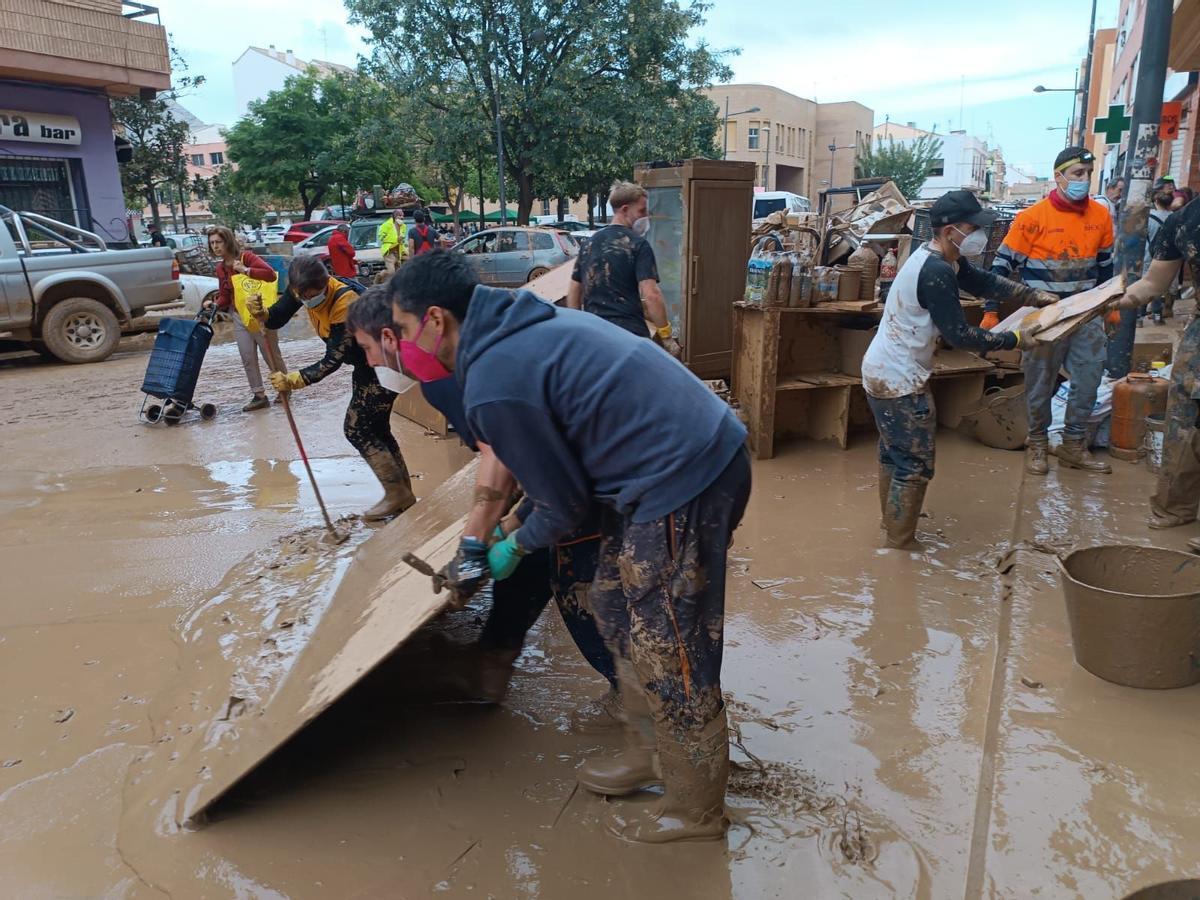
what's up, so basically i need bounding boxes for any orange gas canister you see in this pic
[1110,373,1169,460]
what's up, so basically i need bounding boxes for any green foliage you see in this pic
[348,0,732,224]
[203,166,267,230]
[855,134,944,201]
[111,46,204,226]
[224,71,414,219]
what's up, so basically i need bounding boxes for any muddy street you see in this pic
[1,330,1199,899]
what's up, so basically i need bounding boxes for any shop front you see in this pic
[0,81,129,243]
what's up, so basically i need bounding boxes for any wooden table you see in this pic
[732,302,994,459]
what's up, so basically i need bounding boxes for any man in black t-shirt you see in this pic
[1117,200,1200,540]
[566,180,680,357]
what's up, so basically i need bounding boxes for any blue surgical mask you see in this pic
[1062,180,1090,202]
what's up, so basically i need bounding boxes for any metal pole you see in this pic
[1107,0,1173,378]
[764,128,771,189]
[491,60,508,226]
[478,158,485,228]
[1079,0,1099,142]
[829,146,836,189]
[723,96,729,160]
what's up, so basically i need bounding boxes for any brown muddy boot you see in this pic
[1025,435,1050,475]
[570,688,625,734]
[578,661,660,795]
[1147,511,1196,529]
[883,481,926,550]
[609,709,730,844]
[1055,436,1112,474]
[362,450,417,520]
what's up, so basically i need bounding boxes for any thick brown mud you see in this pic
[2,332,1200,897]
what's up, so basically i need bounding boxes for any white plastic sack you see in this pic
[1049,375,1115,447]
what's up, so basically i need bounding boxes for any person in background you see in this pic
[1113,201,1200,544]
[206,225,285,412]
[327,222,357,278]
[990,146,1114,476]
[566,180,681,359]
[407,209,439,258]
[1140,181,1176,326]
[1094,176,1124,244]
[148,223,167,247]
[391,250,751,844]
[1172,187,1194,212]
[377,208,408,277]
[247,255,416,521]
[861,190,1051,549]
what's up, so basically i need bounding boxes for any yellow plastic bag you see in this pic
[231,273,279,332]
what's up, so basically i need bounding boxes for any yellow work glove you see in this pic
[246,292,266,321]
[270,370,306,393]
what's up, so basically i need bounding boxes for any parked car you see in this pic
[284,220,346,243]
[348,215,407,282]
[164,233,207,252]
[452,226,577,287]
[178,273,219,314]
[294,226,337,267]
[542,220,592,234]
[753,191,811,219]
[0,207,181,363]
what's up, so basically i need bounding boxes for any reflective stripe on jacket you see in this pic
[991,195,1114,297]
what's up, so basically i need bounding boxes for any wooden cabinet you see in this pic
[636,160,755,379]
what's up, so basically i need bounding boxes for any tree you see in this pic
[111,47,204,228]
[348,0,731,224]
[855,134,944,201]
[224,71,414,220]
[203,166,267,230]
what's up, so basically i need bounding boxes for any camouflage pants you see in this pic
[588,448,752,737]
[867,390,936,486]
[345,364,411,481]
[1151,316,1200,522]
[1024,317,1107,438]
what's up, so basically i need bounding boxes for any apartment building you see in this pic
[233,45,354,119]
[702,84,872,201]
[872,121,995,200]
[0,0,170,242]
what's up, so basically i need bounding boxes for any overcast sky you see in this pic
[162,0,1117,180]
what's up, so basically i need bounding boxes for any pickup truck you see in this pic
[0,207,181,363]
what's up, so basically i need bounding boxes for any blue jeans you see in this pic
[1024,317,1106,438]
[867,391,936,485]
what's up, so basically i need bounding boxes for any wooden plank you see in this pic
[1029,276,1126,343]
[777,372,861,389]
[524,260,574,303]
[124,460,481,828]
[931,349,994,375]
[756,308,781,458]
[392,388,448,437]
[813,299,881,313]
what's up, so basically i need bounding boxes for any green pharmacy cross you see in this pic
[1093,105,1131,145]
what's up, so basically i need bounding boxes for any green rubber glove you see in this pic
[487,531,527,581]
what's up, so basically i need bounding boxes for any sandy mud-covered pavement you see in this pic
[1,327,1199,899]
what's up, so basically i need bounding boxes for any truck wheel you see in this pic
[40,298,121,364]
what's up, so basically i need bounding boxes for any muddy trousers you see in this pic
[233,317,283,395]
[589,447,752,740]
[1024,317,1107,439]
[553,536,616,688]
[344,365,411,484]
[866,391,936,487]
[1151,317,1200,523]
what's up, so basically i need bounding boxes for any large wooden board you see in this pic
[122,460,480,829]
[1034,275,1125,342]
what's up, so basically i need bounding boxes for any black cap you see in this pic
[1054,146,1095,172]
[1154,175,1176,190]
[930,190,997,229]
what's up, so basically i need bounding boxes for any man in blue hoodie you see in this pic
[386,251,751,844]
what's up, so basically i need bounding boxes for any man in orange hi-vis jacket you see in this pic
[989,146,1114,477]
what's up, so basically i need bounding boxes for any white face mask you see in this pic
[374,346,416,394]
[632,216,651,237]
[952,226,988,257]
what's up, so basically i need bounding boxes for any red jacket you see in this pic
[327,229,357,277]
[215,250,276,309]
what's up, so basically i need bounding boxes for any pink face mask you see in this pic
[399,312,451,382]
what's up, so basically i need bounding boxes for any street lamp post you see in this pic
[827,141,857,190]
[722,100,760,160]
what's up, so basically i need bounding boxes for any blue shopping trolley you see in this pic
[138,309,218,425]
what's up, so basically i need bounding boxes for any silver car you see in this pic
[453,226,577,286]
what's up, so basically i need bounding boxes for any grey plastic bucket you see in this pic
[1057,545,1200,689]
